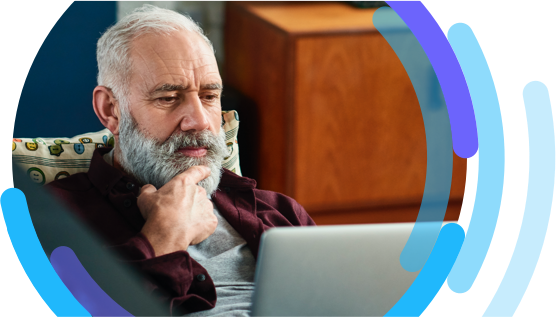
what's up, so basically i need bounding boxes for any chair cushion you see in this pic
[12,110,241,185]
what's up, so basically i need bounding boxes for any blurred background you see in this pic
[6,0,477,316]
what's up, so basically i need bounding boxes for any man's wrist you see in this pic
[140,218,192,257]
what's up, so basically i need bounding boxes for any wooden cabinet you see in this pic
[224,2,466,225]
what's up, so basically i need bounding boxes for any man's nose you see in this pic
[179,94,210,132]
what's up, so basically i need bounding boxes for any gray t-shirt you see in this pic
[185,201,256,316]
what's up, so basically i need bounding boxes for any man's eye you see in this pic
[203,94,219,101]
[159,97,178,103]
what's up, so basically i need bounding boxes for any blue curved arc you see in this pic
[0,188,91,317]
[446,23,505,293]
[386,223,465,317]
[373,7,453,272]
[484,82,555,316]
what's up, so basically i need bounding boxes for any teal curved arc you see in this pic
[373,7,465,317]
[373,6,453,273]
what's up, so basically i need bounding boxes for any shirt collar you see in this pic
[88,147,135,196]
[218,169,257,190]
[103,148,114,166]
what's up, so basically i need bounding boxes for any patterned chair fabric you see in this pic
[12,110,241,185]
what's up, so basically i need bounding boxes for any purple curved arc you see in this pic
[386,1,478,159]
[50,246,133,317]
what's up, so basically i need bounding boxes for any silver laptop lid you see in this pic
[251,223,421,316]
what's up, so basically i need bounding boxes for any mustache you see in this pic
[122,108,221,152]
[158,129,223,155]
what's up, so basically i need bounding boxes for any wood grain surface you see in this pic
[293,33,429,210]
[310,200,464,225]
[225,2,467,224]
[243,2,378,34]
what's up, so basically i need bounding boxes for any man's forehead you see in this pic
[130,30,216,67]
[128,30,220,91]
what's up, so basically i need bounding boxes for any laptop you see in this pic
[250,223,421,316]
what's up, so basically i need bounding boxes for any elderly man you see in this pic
[47,5,314,316]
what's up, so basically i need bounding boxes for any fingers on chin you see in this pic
[140,184,156,193]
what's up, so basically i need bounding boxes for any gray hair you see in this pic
[96,4,213,107]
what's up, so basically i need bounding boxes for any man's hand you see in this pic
[137,166,217,257]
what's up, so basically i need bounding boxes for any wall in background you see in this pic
[10,0,225,137]
[14,2,116,138]
[118,2,225,69]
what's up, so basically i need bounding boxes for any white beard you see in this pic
[117,108,228,196]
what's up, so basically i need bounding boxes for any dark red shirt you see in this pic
[46,147,315,315]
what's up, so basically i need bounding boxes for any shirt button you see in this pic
[196,274,206,282]
[224,187,231,193]
[126,182,135,191]
[123,199,132,208]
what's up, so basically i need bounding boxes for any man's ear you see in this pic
[93,86,121,136]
